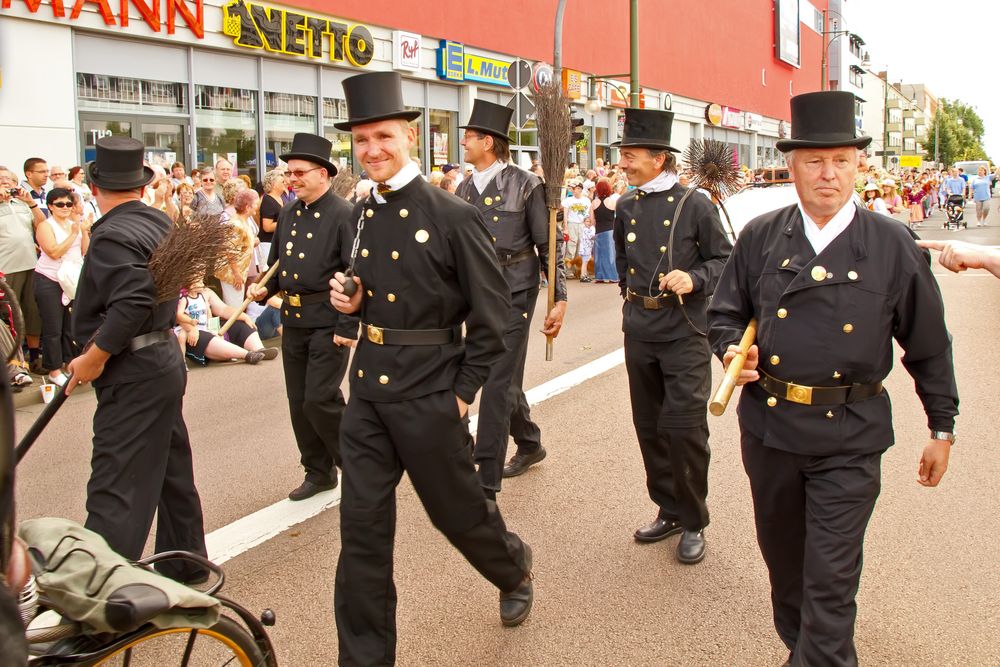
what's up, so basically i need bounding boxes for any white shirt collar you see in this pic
[637,170,678,194]
[472,159,506,194]
[798,199,857,255]
[372,161,421,203]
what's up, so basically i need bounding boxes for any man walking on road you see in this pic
[248,132,358,501]
[329,72,534,666]
[455,100,568,495]
[708,91,959,667]
[614,108,732,564]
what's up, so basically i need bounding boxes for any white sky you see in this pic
[851,0,998,161]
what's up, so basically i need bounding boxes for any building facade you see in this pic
[0,0,829,179]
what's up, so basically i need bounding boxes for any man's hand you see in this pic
[247,283,268,301]
[65,345,112,395]
[918,439,951,487]
[540,301,567,337]
[456,395,469,418]
[659,270,694,296]
[330,272,363,314]
[722,343,760,386]
[917,239,1000,277]
[333,335,356,348]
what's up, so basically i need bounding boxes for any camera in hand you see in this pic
[8,188,20,197]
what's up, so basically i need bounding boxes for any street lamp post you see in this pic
[820,9,854,91]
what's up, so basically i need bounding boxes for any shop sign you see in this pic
[221,1,373,66]
[662,93,672,111]
[721,105,744,129]
[1,0,205,38]
[705,103,723,126]
[596,83,628,109]
[531,62,553,93]
[392,30,420,71]
[436,40,511,87]
[562,68,582,100]
[744,112,763,132]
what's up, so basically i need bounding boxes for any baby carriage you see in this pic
[944,195,966,230]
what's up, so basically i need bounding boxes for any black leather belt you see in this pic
[496,248,536,267]
[625,290,678,310]
[284,291,328,307]
[129,330,174,351]
[362,323,457,346]
[759,370,883,406]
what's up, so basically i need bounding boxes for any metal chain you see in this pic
[345,195,371,276]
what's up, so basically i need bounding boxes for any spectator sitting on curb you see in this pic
[917,239,1000,277]
[174,280,278,366]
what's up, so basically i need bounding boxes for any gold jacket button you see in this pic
[833,371,842,379]
[387,293,396,302]
[391,251,400,260]
[296,210,301,217]
[826,410,834,419]
[366,290,374,297]
[291,230,297,236]
[314,212,320,219]
[842,323,854,334]
[777,308,788,318]
[663,219,671,227]
[781,258,790,267]
[629,268,635,275]
[770,355,780,365]
[293,273,299,279]
[295,313,301,318]
[415,229,430,243]
[286,241,293,249]
[307,232,313,239]
[357,370,365,378]
[848,270,859,280]
[366,209,374,218]
[493,216,499,222]
[667,196,675,202]
[361,249,369,257]
[298,252,305,259]
[399,209,409,218]
[281,270,287,277]
[484,197,493,205]
[826,272,834,280]
[626,232,636,242]
[379,375,389,385]
[286,250,292,256]
[811,266,827,281]
[767,397,777,407]
[658,272,665,279]
[630,219,636,225]
[495,195,501,202]
[659,245,667,253]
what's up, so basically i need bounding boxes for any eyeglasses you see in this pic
[286,167,322,179]
[50,173,67,178]
[202,178,215,183]
[50,201,74,209]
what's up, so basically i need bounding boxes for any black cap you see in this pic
[86,137,155,191]
[459,100,513,140]
[335,71,421,131]
[611,108,679,152]
[776,91,872,152]
[279,133,338,176]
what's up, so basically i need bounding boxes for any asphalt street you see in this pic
[11,196,1000,666]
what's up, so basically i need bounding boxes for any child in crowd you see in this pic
[174,280,278,366]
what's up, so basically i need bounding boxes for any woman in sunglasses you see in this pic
[33,187,88,386]
[192,167,224,217]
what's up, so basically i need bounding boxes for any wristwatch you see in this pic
[930,430,956,444]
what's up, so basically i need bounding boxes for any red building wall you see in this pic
[286,0,828,121]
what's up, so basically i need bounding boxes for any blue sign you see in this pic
[437,40,464,82]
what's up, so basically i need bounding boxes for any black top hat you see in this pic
[334,71,421,131]
[86,137,154,191]
[279,133,338,176]
[776,91,872,152]
[460,100,513,140]
[611,108,679,152]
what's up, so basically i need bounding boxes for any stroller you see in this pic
[944,195,967,231]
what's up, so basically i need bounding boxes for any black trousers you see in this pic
[623,335,712,530]
[474,287,542,491]
[741,433,882,667]
[85,361,207,581]
[281,325,349,484]
[335,390,530,667]
[32,273,77,372]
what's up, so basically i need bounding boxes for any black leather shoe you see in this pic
[288,478,337,501]
[500,544,533,627]
[502,447,547,478]
[633,516,683,543]
[676,529,706,564]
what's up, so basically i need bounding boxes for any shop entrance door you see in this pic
[80,114,187,171]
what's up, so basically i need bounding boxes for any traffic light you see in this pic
[570,107,585,142]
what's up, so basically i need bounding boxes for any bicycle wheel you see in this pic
[92,615,265,666]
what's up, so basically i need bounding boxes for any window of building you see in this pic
[889,108,902,124]
[903,117,916,132]
[889,132,902,147]
[429,109,457,172]
[77,73,186,114]
[904,138,916,152]
[264,92,317,176]
[195,85,258,182]
[322,97,353,172]
[406,106,423,165]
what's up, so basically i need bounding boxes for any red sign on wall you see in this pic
[0,0,205,38]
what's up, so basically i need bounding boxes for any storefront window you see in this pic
[265,92,317,174]
[195,85,258,182]
[429,109,456,172]
[322,97,353,171]
[77,73,186,114]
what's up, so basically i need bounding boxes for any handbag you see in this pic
[56,256,83,302]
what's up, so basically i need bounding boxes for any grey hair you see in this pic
[263,169,284,192]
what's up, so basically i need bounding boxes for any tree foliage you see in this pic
[924,99,989,166]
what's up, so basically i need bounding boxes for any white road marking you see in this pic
[206,347,626,564]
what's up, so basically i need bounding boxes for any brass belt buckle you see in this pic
[366,325,384,345]
[642,296,659,310]
[785,382,813,405]
[287,294,302,307]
